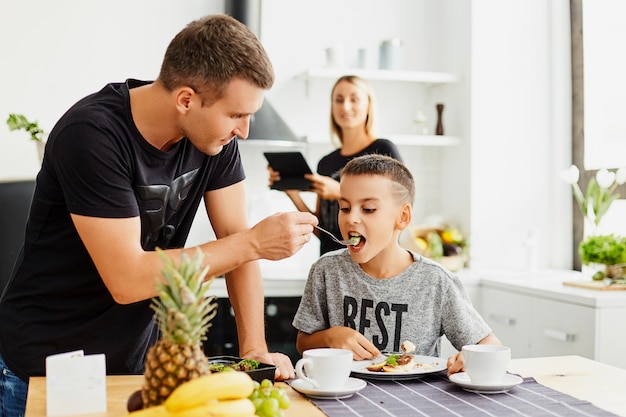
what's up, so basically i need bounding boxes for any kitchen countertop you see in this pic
[478,268,626,308]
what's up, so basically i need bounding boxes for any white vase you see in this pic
[36,140,45,164]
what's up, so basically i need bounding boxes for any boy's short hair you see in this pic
[158,14,274,105]
[341,154,415,205]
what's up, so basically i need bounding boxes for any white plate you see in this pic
[289,377,367,399]
[351,355,447,380]
[449,372,523,394]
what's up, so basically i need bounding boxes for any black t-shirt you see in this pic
[317,139,402,255]
[0,80,245,381]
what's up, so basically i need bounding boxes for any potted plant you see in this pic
[578,234,626,282]
[6,113,46,162]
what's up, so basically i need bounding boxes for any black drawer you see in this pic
[203,296,301,365]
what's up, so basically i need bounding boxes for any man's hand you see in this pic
[248,211,317,260]
[242,351,295,381]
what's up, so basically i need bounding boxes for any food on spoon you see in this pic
[349,234,362,245]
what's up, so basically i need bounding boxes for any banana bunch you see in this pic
[128,371,256,417]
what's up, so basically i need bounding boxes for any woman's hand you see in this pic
[305,173,340,200]
[267,165,280,188]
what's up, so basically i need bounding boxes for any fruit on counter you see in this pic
[413,237,428,253]
[172,398,255,417]
[127,390,144,412]
[441,228,465,245]
[249,379,291,417]
[442,243,462,256]
[400,224,468,271]
[164,371,255,412]
[126,405,170,416]
[141,248,218,408]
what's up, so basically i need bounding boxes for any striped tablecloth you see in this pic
[309,371,618,417]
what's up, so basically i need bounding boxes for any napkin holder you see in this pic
[45,350,106,416]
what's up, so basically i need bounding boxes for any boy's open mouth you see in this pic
[349,233,366,248]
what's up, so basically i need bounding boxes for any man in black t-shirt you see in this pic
[0,14,317,414]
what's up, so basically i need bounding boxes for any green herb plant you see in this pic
[579,234,626,281]
[6,113,45,142]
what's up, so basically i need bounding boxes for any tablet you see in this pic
[264,152,314,191]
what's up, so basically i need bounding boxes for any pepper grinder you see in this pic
[435,103,445,135]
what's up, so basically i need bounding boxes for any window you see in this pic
[571,0,626,269]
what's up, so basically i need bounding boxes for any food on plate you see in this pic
[366,353,415,372]
[365,340,438,373]
[209,358,260,372]
[401,340,416,353]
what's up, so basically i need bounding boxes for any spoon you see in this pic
[314,225,356,246]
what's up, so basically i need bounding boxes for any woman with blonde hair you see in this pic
[270,75,402,254]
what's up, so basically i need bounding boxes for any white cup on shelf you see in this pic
[295,348,353,389]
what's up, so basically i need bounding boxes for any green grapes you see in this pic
[249,379,291,417]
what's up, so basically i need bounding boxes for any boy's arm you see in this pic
[296,327,381,360]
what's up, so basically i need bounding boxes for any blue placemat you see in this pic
[307,371,618,417]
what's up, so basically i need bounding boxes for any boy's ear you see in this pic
[396,203,412,230]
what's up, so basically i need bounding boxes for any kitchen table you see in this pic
[25,355,624,416]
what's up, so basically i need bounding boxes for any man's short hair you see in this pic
[158,14,274,104]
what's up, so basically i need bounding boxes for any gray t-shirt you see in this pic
[293,250,491,356]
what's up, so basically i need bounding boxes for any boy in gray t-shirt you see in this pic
[292,154,501,375]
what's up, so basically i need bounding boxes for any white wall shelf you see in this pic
[299,68,461,84]
[305,134,460,146]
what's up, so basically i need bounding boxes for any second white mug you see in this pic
[462,345,511,385]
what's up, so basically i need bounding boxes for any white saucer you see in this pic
[449,372,523,394]
[289,377,367,399]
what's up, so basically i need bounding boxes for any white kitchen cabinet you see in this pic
[478,270,626,369]
[480,287,532,358]
[530,297,595,358]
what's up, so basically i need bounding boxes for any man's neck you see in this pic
[129,81,183,151]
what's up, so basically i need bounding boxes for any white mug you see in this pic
[295,348,352,389]
[325,45,346,68]
[462,345,511,385]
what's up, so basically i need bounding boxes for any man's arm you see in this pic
[205,182,295,380]
[70,188,316,305]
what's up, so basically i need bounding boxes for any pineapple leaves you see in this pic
[151,248,217,345]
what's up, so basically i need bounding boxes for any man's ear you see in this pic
[396,203,412,230]
[175,87,195,113]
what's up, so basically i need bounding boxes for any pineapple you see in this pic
[141,248,217,407]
